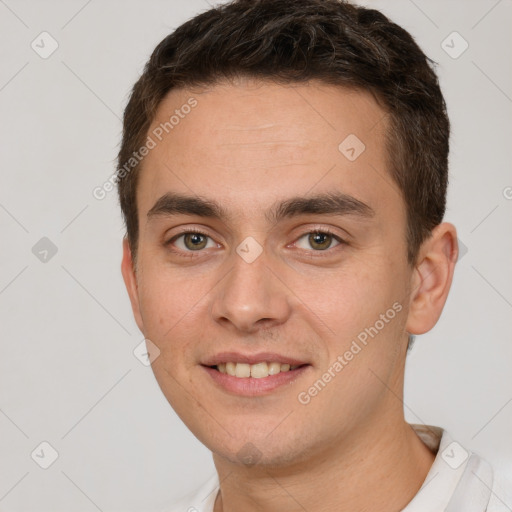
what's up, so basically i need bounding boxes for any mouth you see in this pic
[201,352,311,396]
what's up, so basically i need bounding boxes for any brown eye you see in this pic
[183,233,208,250]
[309,232,333,250]
[295,231,342,251]
[169,231,215,252]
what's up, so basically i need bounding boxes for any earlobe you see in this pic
[121,238,145,334]
[405,223,458,336]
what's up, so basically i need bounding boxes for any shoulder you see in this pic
[155,473,219,512]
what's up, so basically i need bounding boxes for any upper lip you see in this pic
[201,351,310,367]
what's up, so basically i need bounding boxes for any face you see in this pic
[122,79,418,467]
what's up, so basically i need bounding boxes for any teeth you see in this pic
[226,362,236,376]
[250,362,268,378]
[216,361,302,378]
[235,363,251,378]
[268,362,281,375]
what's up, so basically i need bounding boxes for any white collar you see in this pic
[403,424,493,511]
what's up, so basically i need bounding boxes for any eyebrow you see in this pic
[147,192,375,224]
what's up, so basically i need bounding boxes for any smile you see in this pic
[201,352,311,396]
[214,361,301,378]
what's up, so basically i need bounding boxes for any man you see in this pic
[117,0,509,510]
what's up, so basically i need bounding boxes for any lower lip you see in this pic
[202,365,311,396]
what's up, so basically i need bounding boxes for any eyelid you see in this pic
[164,225,216,243]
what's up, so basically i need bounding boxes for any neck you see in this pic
[212,417,435,512]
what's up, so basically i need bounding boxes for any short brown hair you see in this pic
[117,0,449,265]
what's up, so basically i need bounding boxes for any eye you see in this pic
[295,230,342,251]
[169,231,217,252]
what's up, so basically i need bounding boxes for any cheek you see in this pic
[138,264,199,327]
[295,265,379,328]
[136,265,215,362]
[294,269,407,428]
[293,259,408,364]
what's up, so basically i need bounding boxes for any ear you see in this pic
[406,222,458,335]
[121,237,145,334]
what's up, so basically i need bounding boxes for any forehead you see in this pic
[137,79,399,223]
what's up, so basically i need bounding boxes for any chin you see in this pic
[213,443,303,468]
[203,425,317,469]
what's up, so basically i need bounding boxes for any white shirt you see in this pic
[160,424,511,512]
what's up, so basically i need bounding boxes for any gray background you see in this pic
[0,0,511,510]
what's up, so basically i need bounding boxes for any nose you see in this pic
[210,246,292,335]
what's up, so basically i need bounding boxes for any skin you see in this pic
[121,78,458,511]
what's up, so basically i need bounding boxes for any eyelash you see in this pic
[165,228,346,258]
[294,228,345,256]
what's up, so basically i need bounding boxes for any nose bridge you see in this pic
[211,242,291,333]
